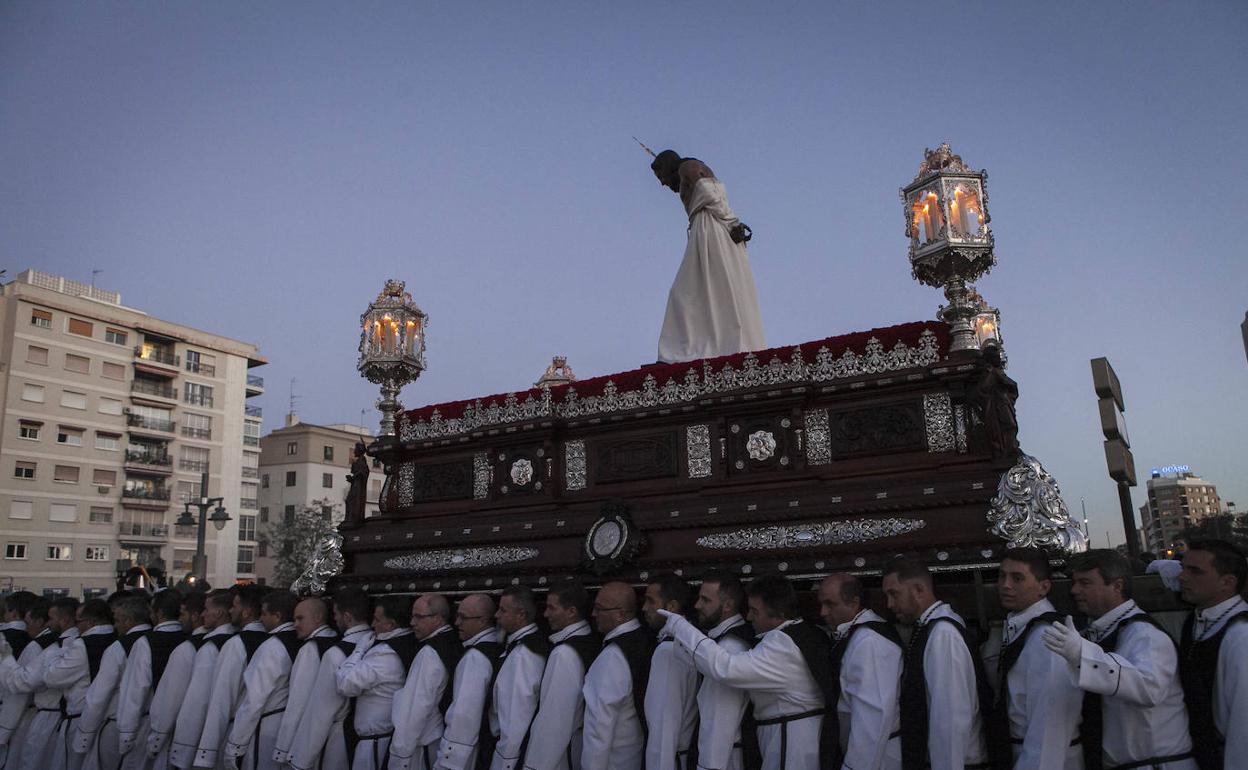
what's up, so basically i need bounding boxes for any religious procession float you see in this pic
[313,145,1112,624]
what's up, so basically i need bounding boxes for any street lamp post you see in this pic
[175,469,232,583]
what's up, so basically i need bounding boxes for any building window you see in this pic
[30,309,52,329]
[46,545,73,561]
[64,354,90,374]
[9,501,32,520]
[98,397,123,416]
[21,383,44,403]
[236,545,255,574]
[67,318,93,337]
[261,474,269,488]
[184,382,214,407]
[83,588,108,599]
[185,350,216,376]
[285,471,296,487]
[95,433,120,451]
[239,514,257,541]
[322,473,334,488]
[104,328,127,346]
[26,345,48,365]
[283,504,295,523]
[18,421,40,441]
[181,412,212,440]
[42,588,69,597]
[89,506,113,523]
[173,549,195,574]
[14,462,36,480]
[92,469,117,487]
[102,361,126,380]
[244,421,261,446]
[259,506,269,523]
[85,546,109,561]
[49,503,77,522]
[176,479,202,503]
[5,543,27,560]
[286,442,297,456]
[53,465,80,484]
[57,427,84,446]
[61,390,87,410]
[323,445,334,461]
[257,540,268,557]
[180,445,210,472]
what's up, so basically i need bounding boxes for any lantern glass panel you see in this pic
[949,184,985,239]
[910,188,944,245]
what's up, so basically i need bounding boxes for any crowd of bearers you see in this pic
[0,537,1243,770]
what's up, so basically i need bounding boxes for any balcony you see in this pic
[117,522,170,541]
[246,374,264,396]
[186,360,216,377]
[127,413,175,433]
[179,459,210,473]
[185,394,215,408]
[121,486,172,511]
[240,498,259,510]
[131,380,177,400]
[124,450,173,475]
[245,404,263,418]
[134,346,179,369]
[243,435,260,446]
[181,426,212,440]
[241,467,260,479]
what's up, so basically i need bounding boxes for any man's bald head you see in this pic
[454,594,496,641]
[412,593,452,640]
[293,597,329,639]
[592,581,637,635]
[818,574,865,629]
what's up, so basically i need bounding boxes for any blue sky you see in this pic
[3,1,1245,545]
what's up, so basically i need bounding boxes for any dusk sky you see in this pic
[3,1,1245,546]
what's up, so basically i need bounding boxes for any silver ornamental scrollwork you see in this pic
[472,453,490,500]
[564,440,587,491]
[383,545,539,572]
[696,517,928,551]
[290,531,344,595]
[397,461,416,507]
[804,408,831,465]
[954,404,968,454]
[401,330,944,440]
[510,459,533,486]
[923,392,956,453]
[746,430,777,461]
[987,453,1089,554]
[686,425,712,478]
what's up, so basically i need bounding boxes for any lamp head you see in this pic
[176,505,195,528]
[210,504,231,532]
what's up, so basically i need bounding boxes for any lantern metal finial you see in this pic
[901,143,996,354]
[358,279,427,436]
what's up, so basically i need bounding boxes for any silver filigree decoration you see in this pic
[686,424,712,478]
[746,430,777,461]
[401,330,944,440]
[804,408,830,465]
[988,453,1088,554]
[291,531,344,595]
[397,461,416,506]
[923,392,955,453]
[473,453,490,500]
[510,459,533,486]
[383,545,539,572]
[564,440,586,491]
[953,404,968,454]
[696,517,927,551]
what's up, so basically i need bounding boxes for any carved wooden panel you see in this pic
[411,460,475,502]
[593,432,678,484]
[828,400,925,456]
[727,415,795,475]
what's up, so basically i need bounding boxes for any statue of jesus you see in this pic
[650,150,765,363]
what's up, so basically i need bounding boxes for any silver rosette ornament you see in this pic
[291,531,345,595]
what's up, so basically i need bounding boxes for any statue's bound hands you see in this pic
[730,223,752,244]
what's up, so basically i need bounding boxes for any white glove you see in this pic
[1042,615,1083,667]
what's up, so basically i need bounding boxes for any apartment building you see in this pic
[0,269,266,596]
[1138,468,1224,553]
[254,417,381,585]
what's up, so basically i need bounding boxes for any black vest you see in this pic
[1179,607,1248,770]
[378,632,420,671]
[2,628,31,659]
[503,630,553,769]
[32,630,59,650]
[605,624,656,738]
[83,632,117,681]
[239,629,270,663]
[466,640,504,770]
[554,629,601,675]
[273,628,304,663]
[828,620,903,770]
[118,628,147,656]
[1080,612,1171,770]
[779,620,837,770]
[899,614,999,770]
[422,629,466,716]
[147,629,191,686]
[312,635,341,658]
[990,609,1062,761]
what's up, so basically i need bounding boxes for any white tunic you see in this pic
[1191,595,1248,769]
[437,627,501,770]
[225,621,297,769]
[657,176,764,364]
[287,624,372,770]
[581,619,646,770]
[0,627,53,760]
[76,624,152,770]
[664,615,823,770]
[833,609,901,770]
[390,625,457,770]
[692,615,750,770]
[271,624,337,766]
[194,620,265,768]
[913,602,987,770]
[523,620,595,770]
[336,627,412,770]
[0,627,79,770]
[45,625,108,770]
[1000,599,1083,770]
[645,633,699,770]
[117,621,185,768]
[167,623,234,769]
[144,629,201,770]
[490,624,547,770]
[1067,601,1195,770]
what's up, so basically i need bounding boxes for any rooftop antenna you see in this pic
[1080,498,1090,538]
[285,378,300,427]
[91,269,103,288]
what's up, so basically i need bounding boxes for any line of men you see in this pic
[0,538,1242,770]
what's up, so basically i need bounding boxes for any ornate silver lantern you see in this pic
[901,143,995,353]
[358,279,427,436]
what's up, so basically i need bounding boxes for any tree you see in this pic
[1179,512,1248,551]
[264,498,339,589]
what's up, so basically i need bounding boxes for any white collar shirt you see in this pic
[389,625,457,769]
[1000,599,1082,769]
[834,609,902,770]
[914,602,987,770]
[225,621,299,759]
[72,624,151,755]
[645,622,698,770]
[286,624,372,770]
[522,620,594,770]
[692,614,750,770]
[272,624,338,764]
[490,624,547,770]
[437,627,501,770]
[166,622,234,768]
[581,619,646,770]
[192,620,264,767]
[335,627,412,738]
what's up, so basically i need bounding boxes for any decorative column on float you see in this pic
[901,143,996,353]
[358,279,427,437]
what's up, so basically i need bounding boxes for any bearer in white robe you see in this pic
[0,598,79,770]
[46,600,113,770]
[659,575,825,770]
[193,584,269,768]
[650,150,764,364]
[117,590,190,769]
[686,572,751,770]
[880,559,988,770]
[286,588,373,770]
[490,587,548,770]
[642,575,698,770]
[75,595,154,770]
[818,575,902,770]
[224,591,299,769]
[271,597,336,767]
[523,581,598,770]
[1044,550,1195,770]
[581,582,652,770]
[436,594,501,770]
[167,591,234,768]
[337,595,416,770]
[389,594,460,770]
[994,549,1083,770]
[148,594,229,770]
[0,603,52,766]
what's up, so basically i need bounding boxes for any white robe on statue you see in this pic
[657,177,764,364]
